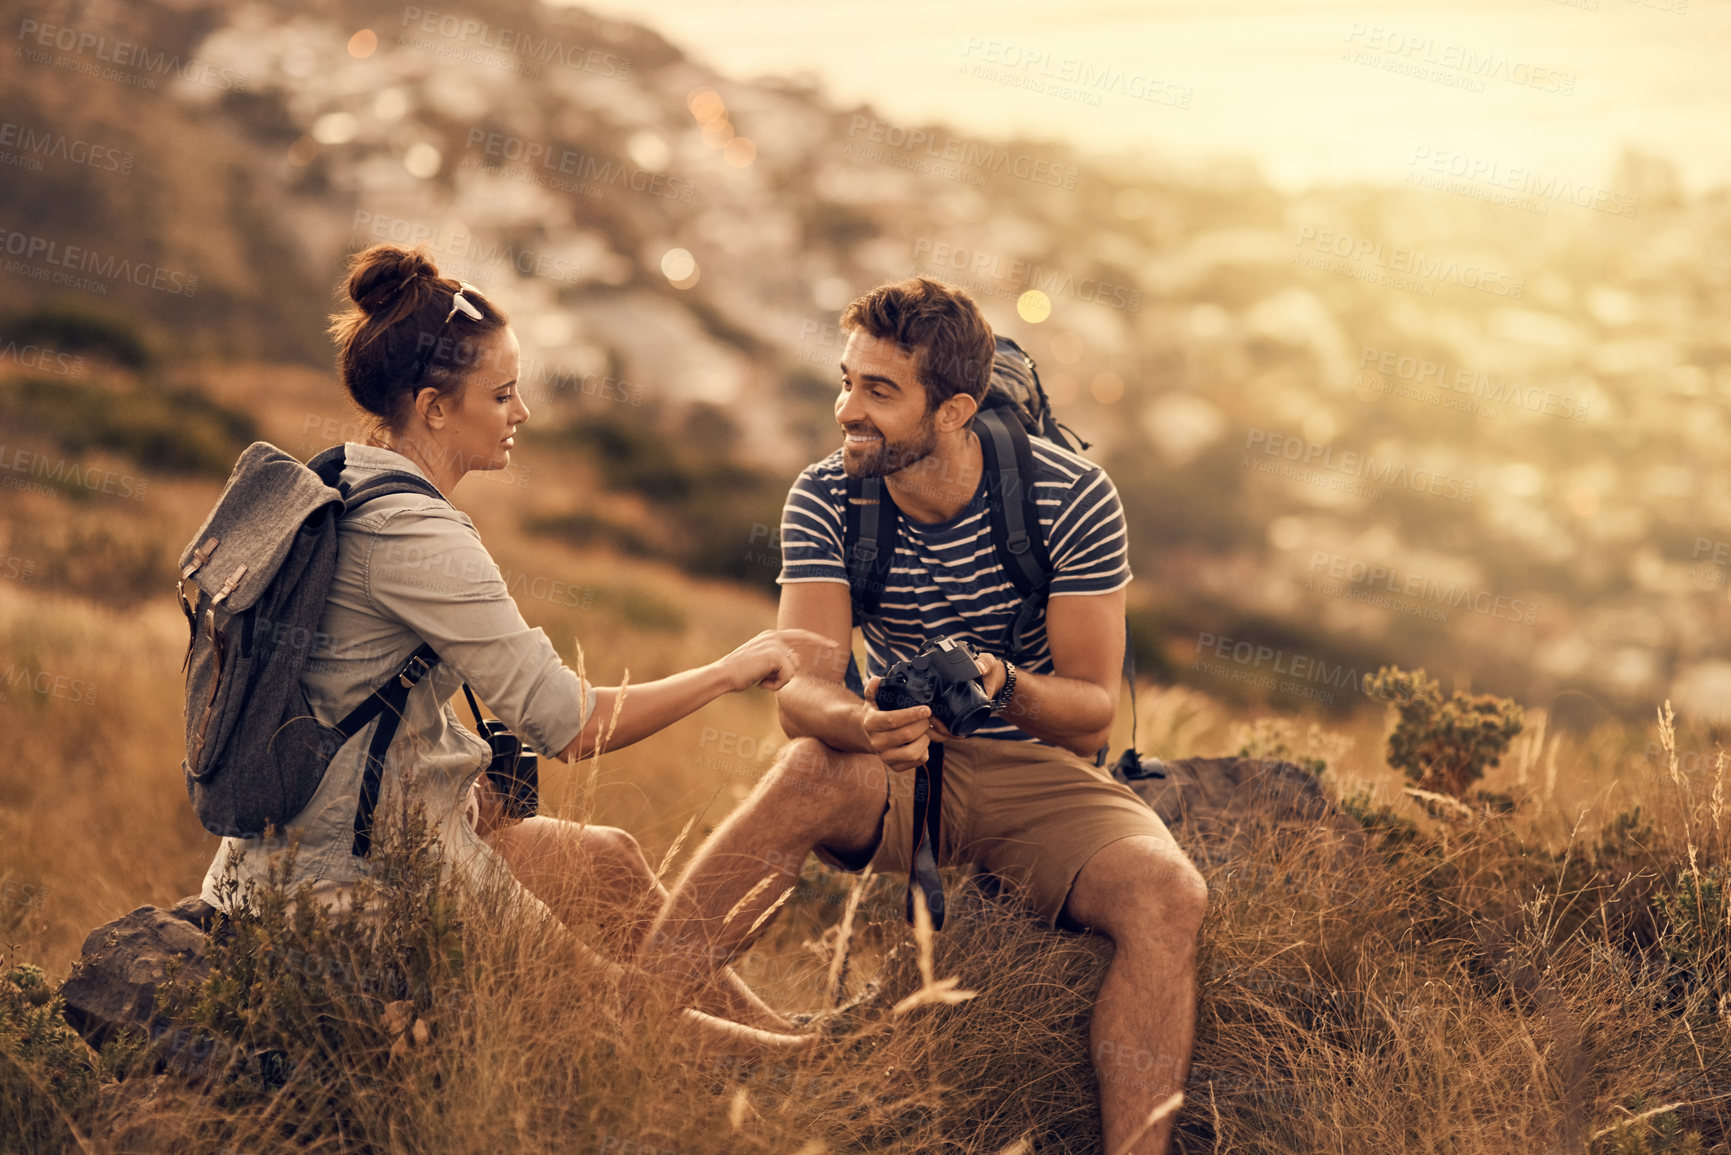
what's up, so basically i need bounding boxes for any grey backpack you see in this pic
[176,441,445,855]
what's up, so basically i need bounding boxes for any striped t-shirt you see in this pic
[777,436,1132,743]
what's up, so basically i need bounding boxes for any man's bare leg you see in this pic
[639,738,889,1000]
[490,817,796,1030]
[1062,834,1208,1155]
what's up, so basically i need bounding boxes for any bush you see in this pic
[1365,666,1524,798]
[1230,716,1352,778]
[1657,863,1731,1016]
[0,375,257,478]
[0,305,152,369]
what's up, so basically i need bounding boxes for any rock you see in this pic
[1116,755,1365,870]
[58,896,216,1052]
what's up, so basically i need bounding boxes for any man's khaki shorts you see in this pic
[814,735,1172,929]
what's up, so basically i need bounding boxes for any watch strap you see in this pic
[989,659,1018,713]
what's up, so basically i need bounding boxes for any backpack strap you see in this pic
[842,473,898,695]
[974,408,1053,660]
[304,444,452,857]
[343,642,441,858]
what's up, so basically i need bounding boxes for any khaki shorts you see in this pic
[814,736,1171,928]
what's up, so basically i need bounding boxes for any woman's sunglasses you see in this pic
[409,281,488,385]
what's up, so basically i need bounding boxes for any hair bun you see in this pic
[346,244,442,316]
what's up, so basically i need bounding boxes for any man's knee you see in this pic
[1072,835,1208,944]
[763,737,879,806]
[755,737,886,843]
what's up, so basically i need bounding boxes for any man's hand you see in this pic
[861,675,933,772]
[925,647,1006,741]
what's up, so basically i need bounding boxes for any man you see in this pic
[643,277,1207,1154]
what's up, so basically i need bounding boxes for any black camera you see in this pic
[462,685,539,821]
[874,636,994,737]
[480,721,539,822]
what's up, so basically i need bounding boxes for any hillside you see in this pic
[6,1,1731,725]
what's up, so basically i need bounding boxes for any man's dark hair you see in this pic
[840,276,995,411]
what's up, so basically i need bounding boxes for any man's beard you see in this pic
[841,415,938,480]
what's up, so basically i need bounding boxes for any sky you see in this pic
[565,0,1730,194]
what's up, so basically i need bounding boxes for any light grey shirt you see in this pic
[200,442,594,911]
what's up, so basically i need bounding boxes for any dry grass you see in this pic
[2,399,1729,1153]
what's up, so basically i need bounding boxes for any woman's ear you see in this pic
[414,384,451,430]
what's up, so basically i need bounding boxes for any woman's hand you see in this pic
[470,775,521,839]
[715,628,835,692]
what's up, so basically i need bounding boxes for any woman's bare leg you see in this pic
[489,816,795,1031]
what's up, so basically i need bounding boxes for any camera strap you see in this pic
[906,741,947,930]
[460,682,487,729]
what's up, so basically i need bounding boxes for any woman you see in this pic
[199,243,817,1032]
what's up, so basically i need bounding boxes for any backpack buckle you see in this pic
[180,536,219,581]
[211,563,249,606]
[1006,530,1031,555]
[398,653,432,688]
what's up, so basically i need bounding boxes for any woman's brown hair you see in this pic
[327,244,511,447]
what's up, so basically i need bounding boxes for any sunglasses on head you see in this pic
[409,281,488,385]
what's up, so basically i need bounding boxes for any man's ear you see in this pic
[936,391,979,433]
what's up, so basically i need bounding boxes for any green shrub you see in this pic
[0,375,257,478]
[541,403,788,590]
[1364,666,1523,798]
[0,305,152,369]
[1231,716,1352,778]
[1656,863,1731,1013]
[0,957,137,1150]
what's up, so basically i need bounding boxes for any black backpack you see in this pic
[176,442,446,855]
[841,335,1140,766]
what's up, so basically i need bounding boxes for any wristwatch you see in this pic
[988,658,1018,714]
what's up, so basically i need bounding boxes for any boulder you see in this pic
[58,896,215,1051]
[1116,755,1366,870]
